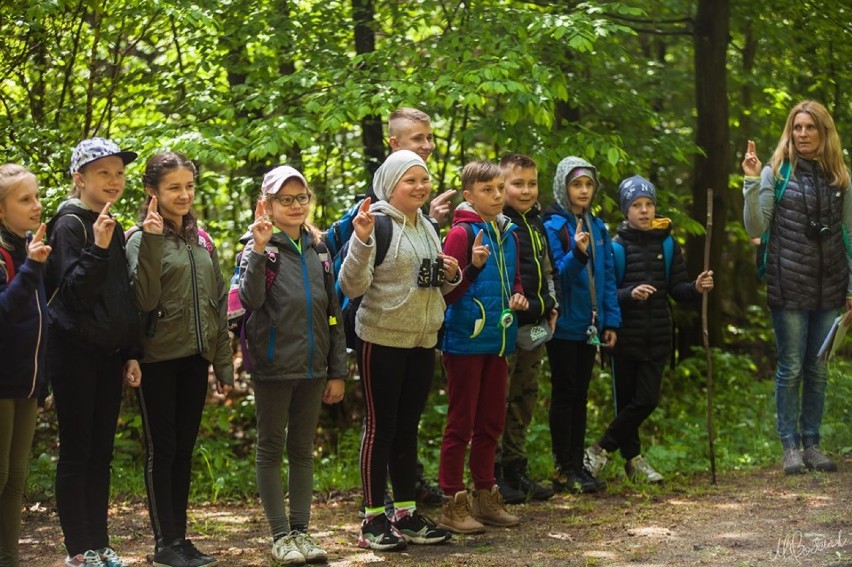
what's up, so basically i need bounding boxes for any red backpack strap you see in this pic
[0,247,14,282]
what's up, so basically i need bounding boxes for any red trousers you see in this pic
[438,353,509,494]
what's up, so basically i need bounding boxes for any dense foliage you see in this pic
[6,0,851,501]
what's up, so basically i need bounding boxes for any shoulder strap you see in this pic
[124,224,143,244]
[612,235,673,287]
[774,159,792,202]
[612,240,625,286]
[373,214,394,267]
[197,228,215,256]
[843,225,852,258]
[662,235,674,284]
[0,247,14,282]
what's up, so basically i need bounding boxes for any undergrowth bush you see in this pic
[27,331,852,504]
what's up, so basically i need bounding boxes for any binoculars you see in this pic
[418,258,445,288]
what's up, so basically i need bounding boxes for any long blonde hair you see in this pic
[0,163,37,278]
[771,100,850,189]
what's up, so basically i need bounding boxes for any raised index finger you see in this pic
[254,200,266,220]
[747,140,756,155]
[359,196,372,213]
[433,189,457,205]
[576,218,584,233]
[474,229,484,246]
[148,195,159,214]
[100,201,112,216]
[33,223,47,242]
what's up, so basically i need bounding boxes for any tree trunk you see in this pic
[681,0,730,356]
[352,0,384,181]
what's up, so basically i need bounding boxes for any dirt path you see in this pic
[21,457,851,566]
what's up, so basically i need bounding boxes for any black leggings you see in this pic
[546,338,597,471]
[50,340,123,557]
[137,355,208,545]
[599,356,664,460]
[358,342,433,509]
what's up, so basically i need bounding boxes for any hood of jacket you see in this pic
[552,156,599,213]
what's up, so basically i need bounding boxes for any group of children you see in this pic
[0,109,716,566]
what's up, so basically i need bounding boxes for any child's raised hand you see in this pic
[471,229,491,268]
[437,252,460,283]
[250,200,273,253]
[353,197,374,244]
[742,140,762,177]
[695,270,714,294]
[26,223,52,263]
[142,196,164,234]
[93,201,116,249]
[429,189,457,226]
[509,292,529,311]
[631,283,657,302]
[574,217,589,253]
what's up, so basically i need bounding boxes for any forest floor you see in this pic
[21,455,852,567]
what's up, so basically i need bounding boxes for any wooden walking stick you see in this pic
[702,188,717,485]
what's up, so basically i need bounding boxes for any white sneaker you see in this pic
[65,550,106,567]
[584,445,609,477]
[292,531,328,563]
[272,533,306,565]
[95,547,129,567]
[625,455,663,483]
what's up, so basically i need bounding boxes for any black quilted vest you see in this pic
[766,159,848,309]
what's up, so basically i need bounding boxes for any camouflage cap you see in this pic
[70,137,137,174]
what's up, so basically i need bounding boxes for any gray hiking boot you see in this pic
[802,446,837,472]
[782,447,806,475]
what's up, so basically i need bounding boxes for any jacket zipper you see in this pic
[814,175,824,306]
[522,213,546,318]
[300,250,315,379]
[187,243,204,353]
[29,289,42,398]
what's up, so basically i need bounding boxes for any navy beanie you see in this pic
[618,175,657,215]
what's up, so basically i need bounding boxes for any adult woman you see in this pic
[742,100,851,474]
[338,150,459,550]
[126,152,233,567]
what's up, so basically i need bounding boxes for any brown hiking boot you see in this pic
[437,491,486,534]
[470,485,520,527]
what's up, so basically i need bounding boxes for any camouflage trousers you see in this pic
[498,344,546,465]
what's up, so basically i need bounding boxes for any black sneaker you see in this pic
[504,460,554,501]
[152,539,211,567]
[496,476,526,504]
[358,514,407,551]
[553,466,604,494]
[180,540,217,566]
[393,510,452,545]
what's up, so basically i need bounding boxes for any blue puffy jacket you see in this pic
[542,204,621,341]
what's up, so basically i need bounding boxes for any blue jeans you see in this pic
[770,308,837,450]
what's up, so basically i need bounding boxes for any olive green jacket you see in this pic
[126,230,233,385]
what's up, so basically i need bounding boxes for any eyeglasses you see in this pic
[273,193,310,207]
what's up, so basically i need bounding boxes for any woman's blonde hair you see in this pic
[771,100,850,189]
[0,163,37,278]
